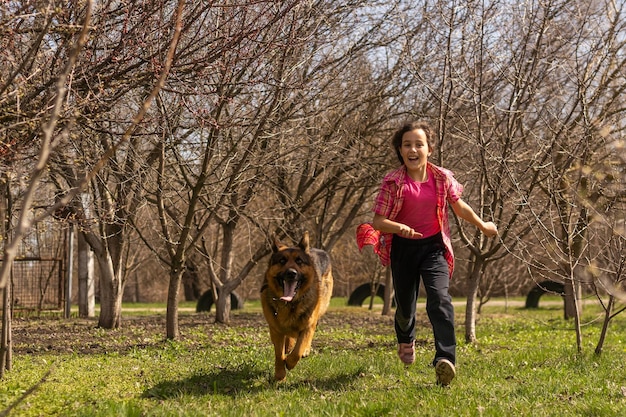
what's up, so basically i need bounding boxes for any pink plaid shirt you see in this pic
[356,163,463,277]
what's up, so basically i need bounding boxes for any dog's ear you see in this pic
[272,234,287,252]
[298,231,310,254]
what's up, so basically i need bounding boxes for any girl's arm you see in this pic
[372,213,423,239]
[450,199,498,237]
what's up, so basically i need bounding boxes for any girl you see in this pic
[357,121,497,386]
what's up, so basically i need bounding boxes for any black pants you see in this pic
[390,233,456,366]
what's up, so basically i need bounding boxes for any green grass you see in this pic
[1,298,625,416]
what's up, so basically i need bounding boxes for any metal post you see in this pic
[65,225,75,319]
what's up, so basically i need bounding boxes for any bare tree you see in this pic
[137,1,416,331]
[0,0,93,379]
[1,1,185,332]
[0,2,93,290]
[0,174,13,377]
[46,0,185,329]
[578,134,626,355]
[591,217,626,355]
[505,0,626,351]
[133,1,317,335]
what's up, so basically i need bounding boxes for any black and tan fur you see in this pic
[260,232,333,381]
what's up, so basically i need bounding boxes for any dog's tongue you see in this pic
[280,280,298,302]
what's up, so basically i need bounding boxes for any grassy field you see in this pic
[1,297,625,416]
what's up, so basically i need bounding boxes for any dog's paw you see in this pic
[274,364,287,381]
[285,354,301,370]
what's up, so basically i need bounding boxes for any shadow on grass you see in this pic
[142,362,363,399]
[143,362,265,399]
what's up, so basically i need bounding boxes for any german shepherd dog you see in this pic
[260,232,333,381]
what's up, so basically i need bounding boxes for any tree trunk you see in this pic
[382,267,393,316]
[77,231,95,317]
[182,261,201,301]
[464,259,484,343]
[166,264,184,339]
[368,281,376,310]
[215,286,233,324]
[564,240,585,320]
[64,225,75,319]
[561,260,583,351]
[594,295,614,355]
[0,284,12,377]
[563,279,579,320]
[571,278,583,353]
[563,268,583,352]
[96,254,123,329]
[561,192,587,321]
[0,176,12,377]
[214,222,235,324]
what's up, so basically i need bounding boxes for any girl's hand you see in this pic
[481,221,498,237]
[398,224,423,239]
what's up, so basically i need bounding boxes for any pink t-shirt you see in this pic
[394,172,441,238]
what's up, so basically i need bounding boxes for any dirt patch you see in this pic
[9,309,399,355]
[11,315,172,355]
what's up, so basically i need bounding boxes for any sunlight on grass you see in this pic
[2,299,626,416]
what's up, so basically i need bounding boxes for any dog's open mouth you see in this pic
[280,279,300,302]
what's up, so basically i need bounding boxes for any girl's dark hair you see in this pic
[391,121,434,165]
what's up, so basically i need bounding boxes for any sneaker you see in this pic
[397,342,415,365]
[435,359,456,386]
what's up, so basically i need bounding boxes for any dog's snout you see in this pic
[285,268,298,279]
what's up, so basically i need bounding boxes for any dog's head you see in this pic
[265,232,314,302]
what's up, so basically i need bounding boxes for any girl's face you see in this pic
[400,129,431,169]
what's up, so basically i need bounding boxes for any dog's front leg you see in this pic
[285,326,315,370]
[285,336,296,355]
[269,329,288,381]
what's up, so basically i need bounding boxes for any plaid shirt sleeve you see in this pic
[356,223,380,251]
[431,164,464,277]
[446,174,463,203]
[355,170,402,267]
[372,177,395,217]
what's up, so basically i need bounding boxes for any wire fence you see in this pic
[4,218,68,314]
